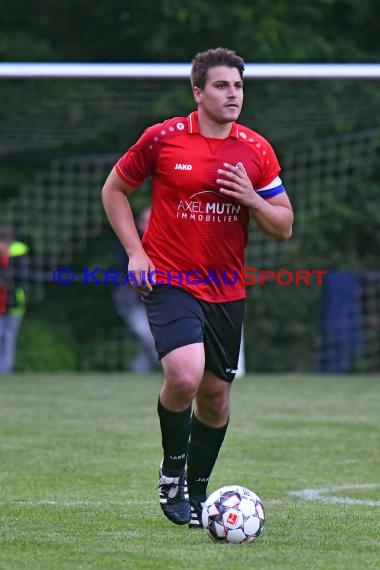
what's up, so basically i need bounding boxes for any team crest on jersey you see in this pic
[174,163,192,170]
[235,162,247,174]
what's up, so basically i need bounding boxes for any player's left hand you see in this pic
[216,162,261,208]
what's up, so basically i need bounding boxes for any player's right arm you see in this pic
[101,168,155,293]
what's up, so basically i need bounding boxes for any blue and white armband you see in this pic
[256,176,285,199]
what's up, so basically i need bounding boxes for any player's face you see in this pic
[194,66,244,124]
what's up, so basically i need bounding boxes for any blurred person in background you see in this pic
[0,224,29,373]
[112,207,158,373]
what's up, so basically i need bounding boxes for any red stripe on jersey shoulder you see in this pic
[115,117,190,187]
[235,125,271,149]
[144,116,189,141]
[235,124,281,188]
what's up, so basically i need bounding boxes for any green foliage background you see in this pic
[2,0,380,63]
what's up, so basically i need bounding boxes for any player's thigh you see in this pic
[142,284,205,360]
[162,342,205,390]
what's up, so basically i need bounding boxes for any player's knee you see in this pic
[164,369,201,401]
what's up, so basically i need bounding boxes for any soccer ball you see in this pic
[201,484,265,544]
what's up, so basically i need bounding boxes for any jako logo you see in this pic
[174,163,192,170]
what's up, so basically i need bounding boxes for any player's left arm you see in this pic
[250,190,293,241]
[217,163,294,241]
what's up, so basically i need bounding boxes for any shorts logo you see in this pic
[174,163,192,171]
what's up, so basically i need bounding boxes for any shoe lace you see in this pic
[158,474,180,499]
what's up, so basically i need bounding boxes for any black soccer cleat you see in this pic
[188,496,207,529]
[158,462,191,525]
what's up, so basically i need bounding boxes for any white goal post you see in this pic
[1,62,380,79]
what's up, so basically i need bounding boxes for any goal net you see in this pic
[1,64,379,372]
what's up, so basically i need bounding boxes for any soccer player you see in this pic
[101,47,294,528]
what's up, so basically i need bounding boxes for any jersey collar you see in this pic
[187,111,239,139]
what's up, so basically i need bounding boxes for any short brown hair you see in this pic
[190,47,245,89]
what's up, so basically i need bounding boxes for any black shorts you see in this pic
[142,285,245,382]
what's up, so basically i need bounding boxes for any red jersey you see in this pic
[115,111,282,302]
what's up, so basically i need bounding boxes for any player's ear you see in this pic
[193,86,202,104]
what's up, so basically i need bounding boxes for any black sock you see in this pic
[157,398,192,472]
[187,414,229,498]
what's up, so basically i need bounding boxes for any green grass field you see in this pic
[0,373,379,570]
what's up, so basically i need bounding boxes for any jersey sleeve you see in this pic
[115,124,160,187]
[254,136,284,198]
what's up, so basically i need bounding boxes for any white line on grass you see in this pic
[289,483,380,506]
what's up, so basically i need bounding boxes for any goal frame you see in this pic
[1,62,380,79]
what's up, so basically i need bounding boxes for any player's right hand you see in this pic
[128,252,155,293]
